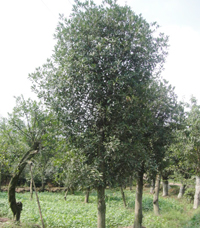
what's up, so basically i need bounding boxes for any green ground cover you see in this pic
[0,188,200,228]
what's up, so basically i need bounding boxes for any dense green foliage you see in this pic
[29,0,169,187]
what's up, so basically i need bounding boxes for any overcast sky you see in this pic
[0,0,200,117]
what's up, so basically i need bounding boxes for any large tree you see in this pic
[29,1,168,227]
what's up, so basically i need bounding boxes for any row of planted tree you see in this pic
[1,1,200,227]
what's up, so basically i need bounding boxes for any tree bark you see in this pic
[133,169,144,228]
[162,177,168,197]
[8,150,38,221]
[129,176,133,191]
[85,188,90,203]
[150,178,155,194]
[41,174,45,192]
[177,184,186,199]
[193,176,200,209]
[120,186,126,207]
[30,177,33,200]
[97,186,106,228]
[64,189,68,201]
[71,187,75,195]
[153,174,161,215]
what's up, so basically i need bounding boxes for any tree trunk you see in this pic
[193,176,200,209]
[120,186,126,207]
[133,170,144,228]
[30,177,33,200]
[153,174,161,215]
[64,189,68,201]
[150,178,155,194]
[71,187,75,195]
[129,176,133,191]
[177,184,186,199]
[85,188,90,203]
[8,150,38,221]
[97,186,106,228]
[41,174,45,192]
[162,177,168,197]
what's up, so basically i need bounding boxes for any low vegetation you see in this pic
[0,187,200,228]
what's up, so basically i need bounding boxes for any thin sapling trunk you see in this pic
[64,188,68,201]
[84,187,90,203]
[30,177,33,200]
[129,176,133,191]
[41,175,45,192]
[30,162,45,228]
[120,186,127,207]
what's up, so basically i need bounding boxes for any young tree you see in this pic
[29,1,168,227]
[3,96,56,221]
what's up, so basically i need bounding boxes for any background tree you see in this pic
[134,79,182,217]
[3,96,57,221]
[167,127,192,199]
[0,117,30,189]
[184,97,200,209]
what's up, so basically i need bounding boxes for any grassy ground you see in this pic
[0,186,200,228]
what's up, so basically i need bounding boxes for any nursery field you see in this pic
[0,187,200,228]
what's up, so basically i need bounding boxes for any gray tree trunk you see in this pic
[193,176,200,209]
[133,170,144,228]
[8,150,38,221]
[129,176,133,191]
[120,186,126,207]
[162,178,168,197]
[177,184,186,199]
[97,186,106,228]
[64,189,68,201]
[41,175,45,192]
[71,187,75,195]
[153,174,161,216]
[150,178,155,194]
[85,188,90,203]
[30,177,33,200]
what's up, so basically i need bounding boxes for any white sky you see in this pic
[0,0,200,117]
